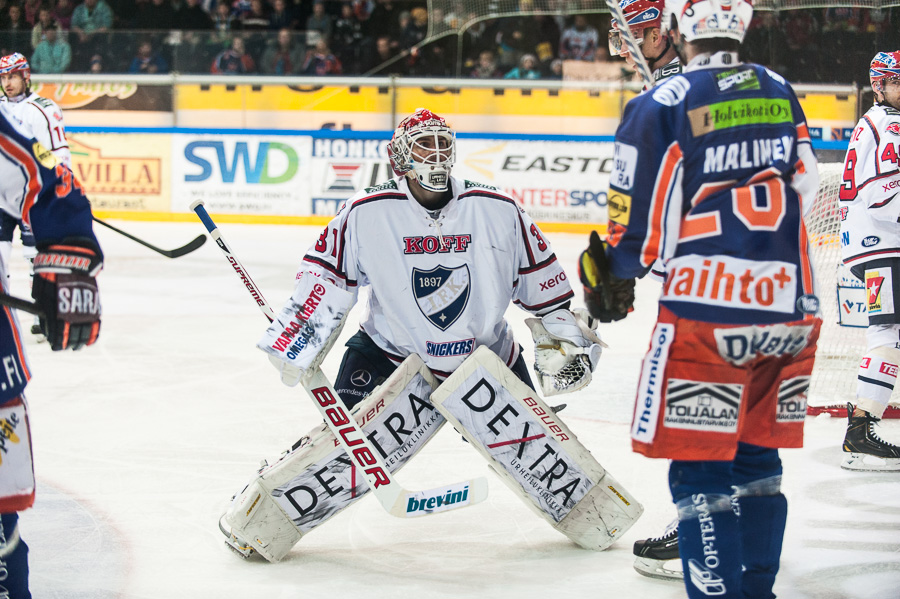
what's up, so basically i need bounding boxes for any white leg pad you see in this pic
[221,354,442,561]
[431,346,643,550]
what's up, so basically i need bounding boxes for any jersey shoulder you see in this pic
[26,94,64,120]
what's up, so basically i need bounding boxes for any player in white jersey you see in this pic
[0,52,72,339]
[265,108,600,405]
[837,51,900,471]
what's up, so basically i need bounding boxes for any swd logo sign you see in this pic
[184,140,299,184]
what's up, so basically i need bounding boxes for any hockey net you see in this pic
[806,162,900,417]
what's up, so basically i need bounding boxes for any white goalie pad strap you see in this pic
[431,347,642,550]
[257,274,355,383]
[222,355,443,562]
[526,308,607,396]
[0,398,35,511]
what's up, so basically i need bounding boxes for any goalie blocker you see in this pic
[221,355,463,561]
[432,347,643,550]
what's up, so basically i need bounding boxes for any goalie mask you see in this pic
[668,0,753,44]
[387,108,456,193]
[608,0,665,57]
[870,51,900,95]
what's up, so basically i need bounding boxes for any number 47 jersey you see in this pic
[840,103,900,272]
[604,54,819,326]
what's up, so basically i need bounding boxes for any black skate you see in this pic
[842,403,900,472]
[632,520,682,581]
[30,322,46,343]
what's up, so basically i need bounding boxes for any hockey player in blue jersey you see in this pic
[0,104,102,598]
[579,0,820,596]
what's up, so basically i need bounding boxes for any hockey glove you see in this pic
[578,230,635,323]
[32,240,102,351]
[526,308,607,396]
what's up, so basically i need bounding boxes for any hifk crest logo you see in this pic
[412,265,470,331]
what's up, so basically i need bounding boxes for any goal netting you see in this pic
[806,162,900,417]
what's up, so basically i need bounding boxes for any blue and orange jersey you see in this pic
[605,53,819,325]
[0,104,99,402]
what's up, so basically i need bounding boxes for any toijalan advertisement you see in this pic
[171,134,313,215]
[309,137,613,224]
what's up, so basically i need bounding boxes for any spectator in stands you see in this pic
[559,14,598,61]
[260,27,303,74]
[301,38,342,75]
[53,0,76,31]
[399,6,427,51]
[128,38,169,73]
[212,2,237,45]
[31,24,71,73]
[3,4,30,56]
[31,7,62,50]
[137,0,177,31]
[333,1,366,74]
[240,0,269,30]
[504,53,541,79]
[22,0,40,27]
[179,0,213,30]
[268,0,296,31]
[306,0,333,48]
[211,35,256,74]
[231,0,253,20]
[71,0,113,70]
[494,13,539,70]
[365,0,399,40]
[547,57,563,79]
[470,49,501,78]
[362,33,406,75]
[741,12,788,76]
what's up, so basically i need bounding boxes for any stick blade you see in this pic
[390,476,489,518]
[163,234,207,258]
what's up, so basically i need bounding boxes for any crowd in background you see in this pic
[0,0,894,84]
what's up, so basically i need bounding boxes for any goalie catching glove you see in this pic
[578,230,635,323]
[526,308,606,396]
[31,239,102,351]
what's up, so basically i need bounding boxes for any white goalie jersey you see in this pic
[840,102,900,271]
[0,92,71,168]
[298,175,575,378]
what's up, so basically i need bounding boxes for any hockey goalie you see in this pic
[217,108,643,561]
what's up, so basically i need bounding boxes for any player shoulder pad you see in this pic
[651,75,690,107]
[884,105,900,117]
[31,96,55,110]
[463,180,499,192]
[362,178,399,194]
[763,67,787,87]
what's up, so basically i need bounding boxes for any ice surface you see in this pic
[9,221,899,599]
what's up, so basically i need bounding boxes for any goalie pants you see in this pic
[334,331,536,410]
[631,306,821,461]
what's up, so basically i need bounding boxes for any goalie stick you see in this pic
[190,199,488,518]
[605,0,655,89]
[93,217,206,259]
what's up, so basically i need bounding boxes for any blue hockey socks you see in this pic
[670,460,743,599]
[0,513,31,599]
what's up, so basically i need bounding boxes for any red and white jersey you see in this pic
[0,91,70,167]
[300,175,574,378]
[840,103,900,269]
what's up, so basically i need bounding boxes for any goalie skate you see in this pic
[219,514,255,559]
[632,521,682,581]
